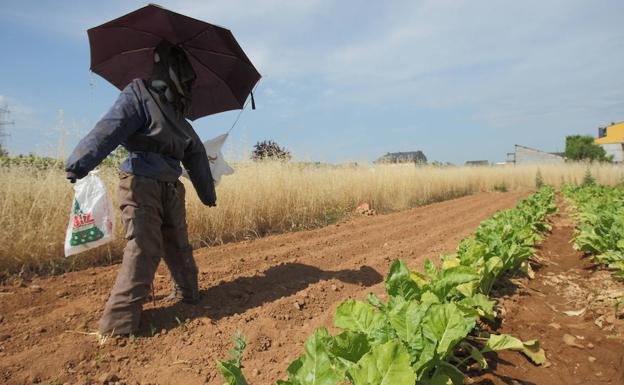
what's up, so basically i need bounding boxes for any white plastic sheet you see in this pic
[183,133,234,185]
[64,172,115,257]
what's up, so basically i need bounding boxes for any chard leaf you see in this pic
[423,374,453,385]
[458,294,496,321]
[335,300,388,341]
[421,303,476,357]
[485,334,546,365]
[330,331,370,365]
[366,293,386,310]
[424,259,438,279]
[369,319,396,345]
[427,362,466,385]
[441,257,460,270]
[455,282,477,298]
[430,266,479,300]
[293,328,344,385]
[216,360,249,385]
[520,340,546,365]
[460,342,488,370]
[286,358,304,380]
[456,237,486,266]
[348,340,416,385]
[485,334,524,350]
[410,270,430,287]
[480,256,504,294]
[420,291,441,305]
[412,341,437,376]
[386,260,422,300]
[520,260,535,279]
[387,299,432,350]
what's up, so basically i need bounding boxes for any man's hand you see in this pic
[66,171,77,184]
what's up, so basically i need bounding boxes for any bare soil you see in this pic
[0,191,622,385]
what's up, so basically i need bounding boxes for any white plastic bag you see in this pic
[182,133,234,185]
[64,172,115,257]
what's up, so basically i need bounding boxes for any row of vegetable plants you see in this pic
[563,184,624,280]
[218,187,556,385]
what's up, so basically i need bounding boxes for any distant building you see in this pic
[507,145,565,165]
[465,160,489,166]
[595,122,624,162]
[375,151,427,164]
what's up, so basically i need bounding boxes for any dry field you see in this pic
[0,161,622,279]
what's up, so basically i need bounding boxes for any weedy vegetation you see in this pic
[0,161,620,280]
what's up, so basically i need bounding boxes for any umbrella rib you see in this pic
[185,50,241,105]
[91,26,163,65]
[182,28,260,73]
[183,45,240,60]
[97,25,165,41]
[90,47,153,72]
[184,46,260,74]
[182,27,229,47]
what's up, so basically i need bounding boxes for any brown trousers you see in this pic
[98,173,198,335]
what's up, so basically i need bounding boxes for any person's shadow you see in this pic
[140,262,383,334]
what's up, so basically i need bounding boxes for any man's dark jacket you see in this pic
[65,79,216,206]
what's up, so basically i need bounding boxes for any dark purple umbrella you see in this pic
[88,4,261,120]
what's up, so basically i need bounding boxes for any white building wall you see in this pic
[515,145,565,165]
[600,143,624,162]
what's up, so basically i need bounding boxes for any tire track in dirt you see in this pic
[0,191,526,385]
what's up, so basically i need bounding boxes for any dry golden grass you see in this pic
[0,162,622,280]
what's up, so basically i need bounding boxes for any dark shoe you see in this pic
[163,291,200,305]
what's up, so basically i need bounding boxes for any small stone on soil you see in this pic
[99,372,119,384]
[562,334,584,349]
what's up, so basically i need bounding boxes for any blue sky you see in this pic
[1,0,623,164]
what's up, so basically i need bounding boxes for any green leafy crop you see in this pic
[563,184,624,279]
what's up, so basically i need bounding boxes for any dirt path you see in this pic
[474,198,624,385]
[0,191,526,385]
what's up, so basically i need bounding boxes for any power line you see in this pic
[0,104,14,150]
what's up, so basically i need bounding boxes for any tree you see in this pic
[251,140,291,161]
[565,135,612,162]
[0,144,7,158]
[375,151,427,164]
[582,168,595,186]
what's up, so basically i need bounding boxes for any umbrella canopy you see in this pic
[88,4,261,120]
